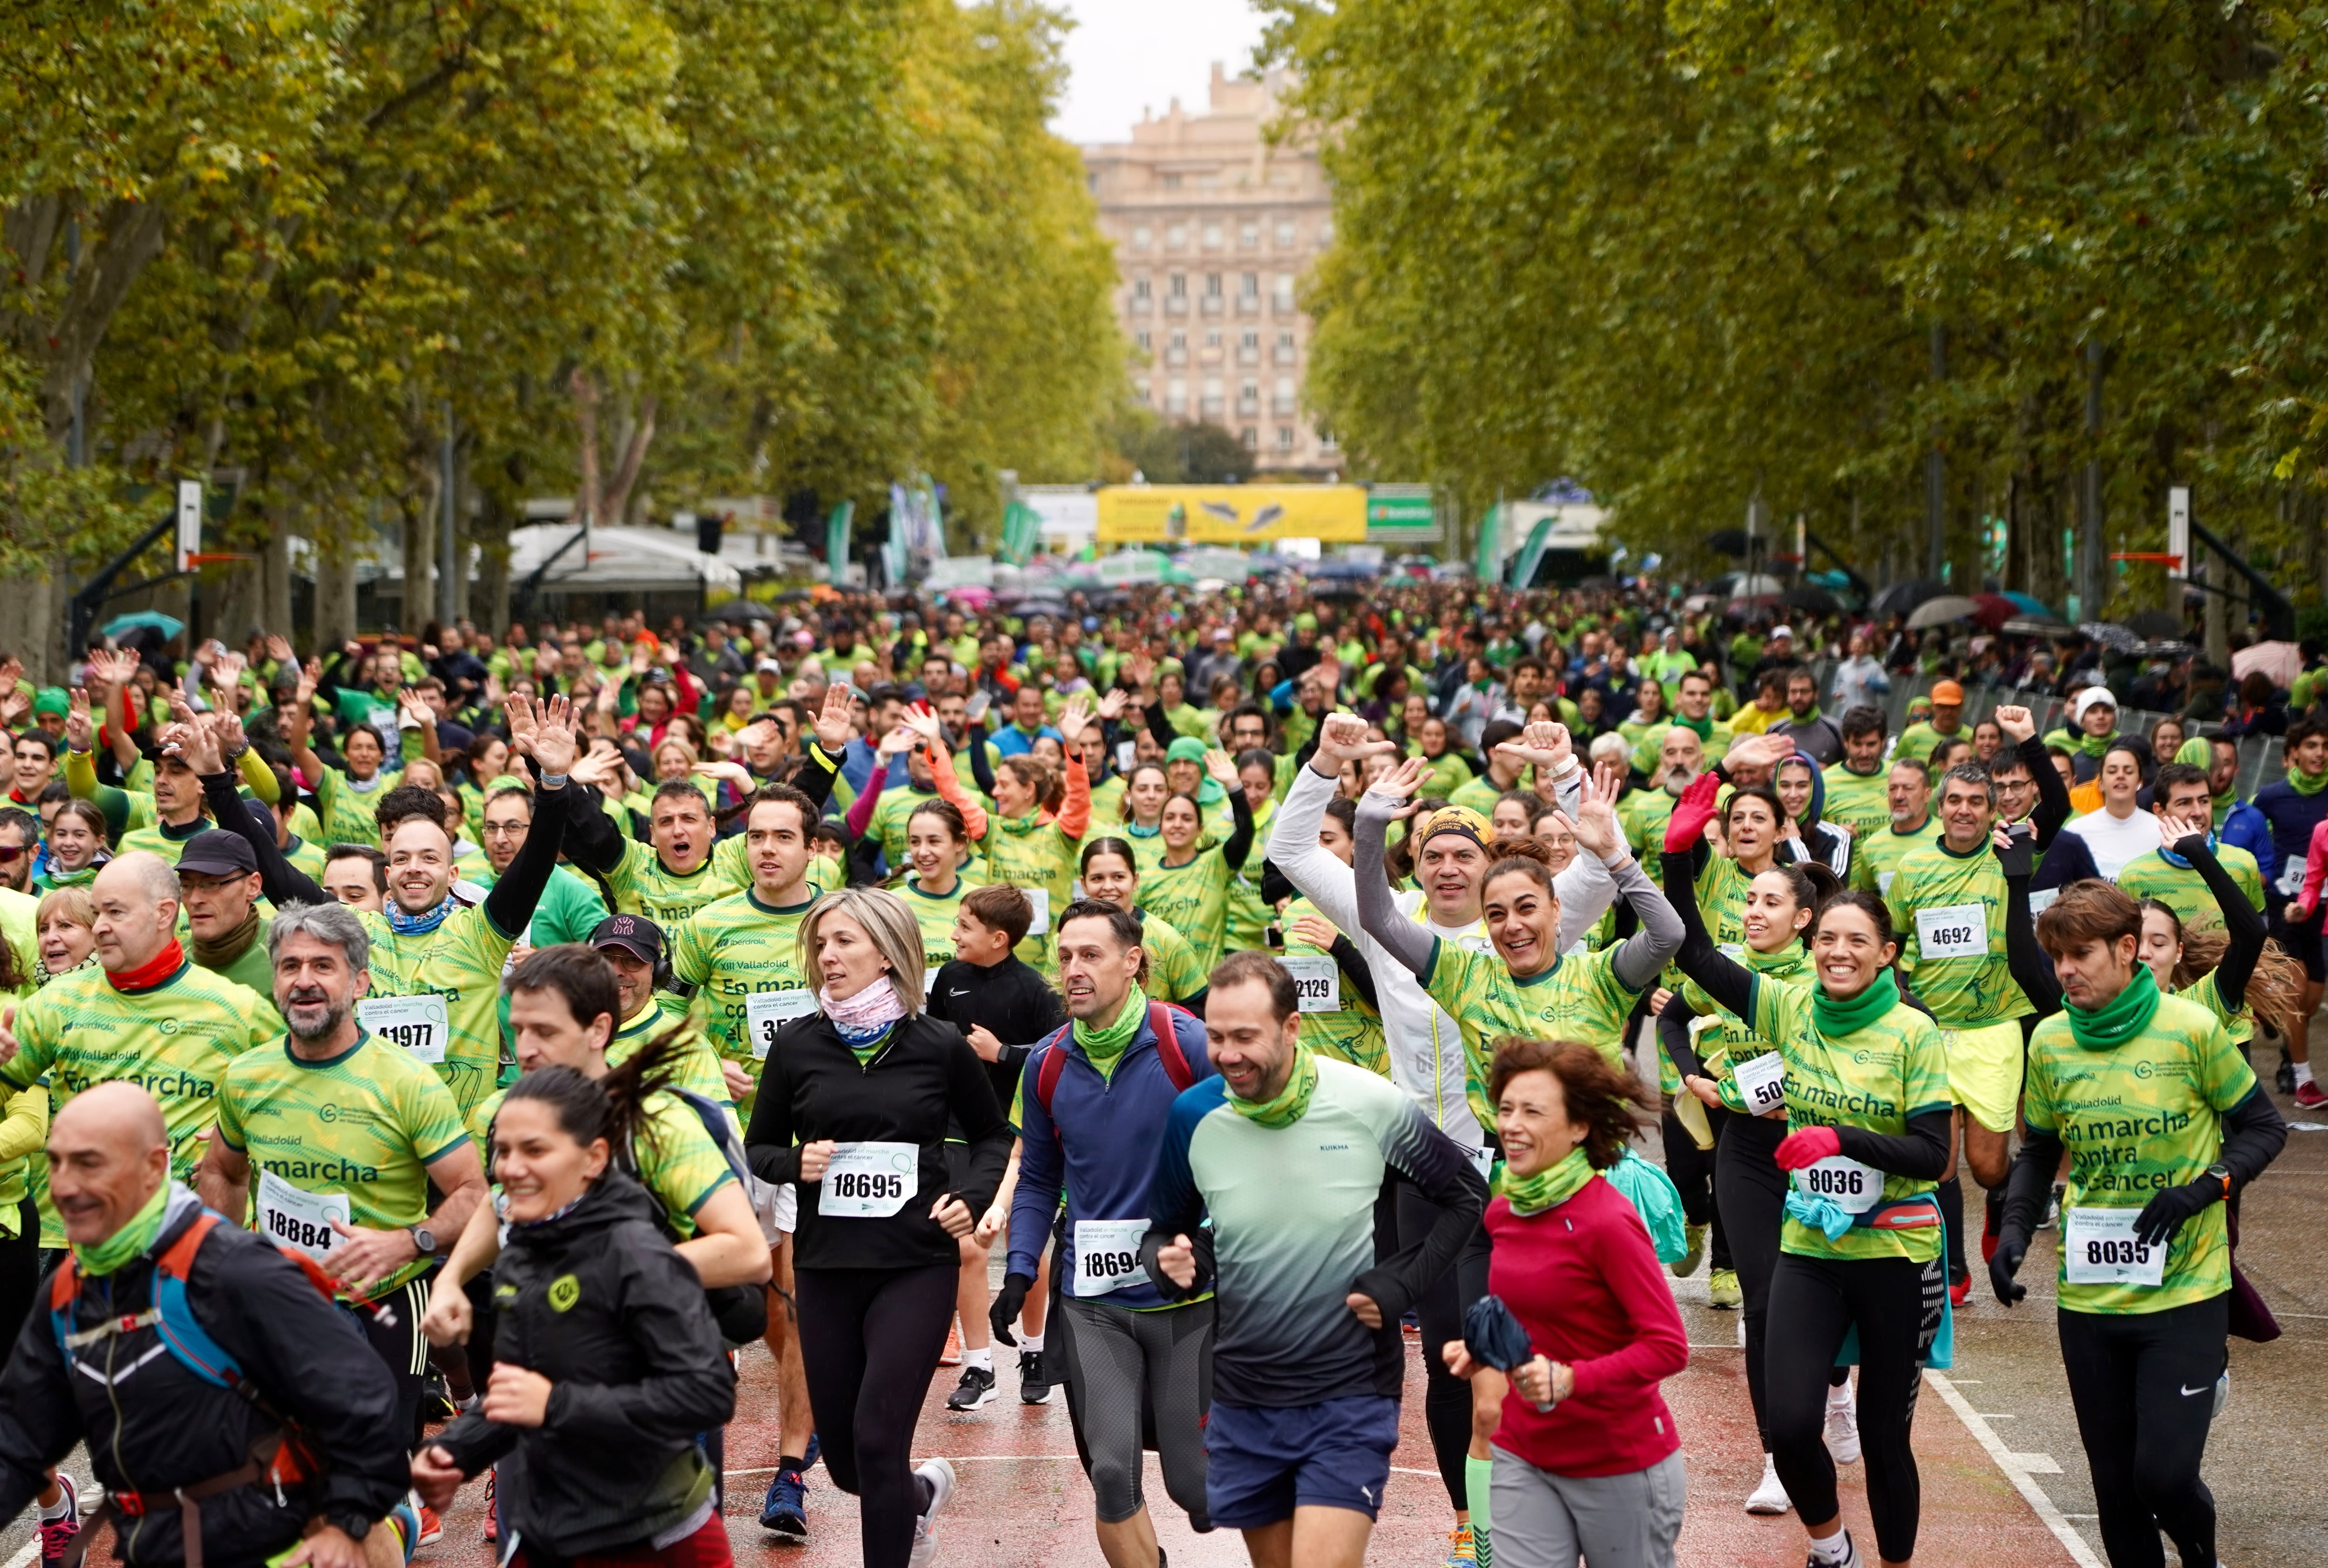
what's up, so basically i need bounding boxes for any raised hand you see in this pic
[1096,687,1128,722]
[1366,754,1433,818]
[568,746,623,796]
[1314,711,1393,769]
[64,688,93,752]
[811,682,856,754]
[530,695,581,777]
[874,723,918,761]
[501,693,541,757]
[1723,730,1791,776]
[1992,704,2036,745]
[1568,769,1624,859]
[1203,747,1239,787]
[266,635,295,667]
[1057,692,1095,747]
[900,704,946,750]
[1663,770,1723,855]
[1289,912,1342,951]
[1124,653,1156,694]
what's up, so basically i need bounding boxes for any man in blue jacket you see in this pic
[2250,718,2328,1104]
[1001,900,1218,1567]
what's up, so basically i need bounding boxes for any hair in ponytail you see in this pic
[500,1022,689,1180]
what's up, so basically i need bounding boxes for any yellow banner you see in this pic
[1095,485,1368,544]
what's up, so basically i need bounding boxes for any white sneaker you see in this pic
[1745,1453,1792,1514]
[908,1456,956,1567]
[1825,1382,1861,1464]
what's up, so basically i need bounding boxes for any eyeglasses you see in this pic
[0,844,27,862]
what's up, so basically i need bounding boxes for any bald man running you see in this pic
[0,1083,411,1567]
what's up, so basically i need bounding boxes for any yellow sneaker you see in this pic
[1672,1221,1708,1279]
[1444,1524,1478,1566]
[1709,1267,1743,1309]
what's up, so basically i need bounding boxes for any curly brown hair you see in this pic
[1485,1039,1654,1170]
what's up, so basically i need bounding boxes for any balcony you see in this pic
[1272,295,1299,317]
[1236,396,1260,417]
[1200,295,1224,317]
[1164,348,1188,368]
[1127,297,1152,316]
[1164,297,1188,316]
[1234,295,1259,316]
[1272,396,1298,416]
[1236,346,1259,367]
[1272,345,1298,366]
[1201,397,1226,419]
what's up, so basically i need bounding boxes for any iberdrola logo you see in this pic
[548,1274,581,1312]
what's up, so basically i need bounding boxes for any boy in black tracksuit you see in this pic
[923,883,1068,1405]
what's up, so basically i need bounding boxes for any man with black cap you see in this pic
[177,828,282,1024]
[589,912,738,1111]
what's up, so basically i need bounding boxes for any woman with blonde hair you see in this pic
[743,885,1014,1568]
[32,886,97,988]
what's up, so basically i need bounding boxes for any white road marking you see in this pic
[1927,1370,2104,1568]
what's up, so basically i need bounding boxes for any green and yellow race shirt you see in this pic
[1087,775,1129,832]
[669,887,816,1105]
[608,995,737,1118]
[1137,848,1242,973]
[1134,907,1209,1004]
[604,838,743,927]
[283,835,327,885]
[214,1031,471,1296]
[899,876,972,982]
[868,784,947,870]
[359,904,521,1118]
[3,961,272,1180]
[1627,719,1733,775]
[2115,845,2265,933]
[1420,938,1644,1131]
[1747,976,1952,1264]
[1849,820,1934,899]
[1678,943,1813,1113]
[1884,838,2030,1028]
[469,1084,734,1240]
[1617,788,1678,861]
[1819,763,1893,845]
[1283,895,1388,1077]
[313,765,404,851]
[1222,797,1276,958]
[2178,969,2254,1046]
[983,811,1082,973]
[2024,994,2255,1314]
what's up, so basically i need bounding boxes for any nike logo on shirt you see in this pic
[2180,1384,2212,1397]
[951,988,970,996]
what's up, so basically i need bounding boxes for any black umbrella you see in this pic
[1869,579,1948,617]
[702,598,777,622]
[1008,599,1071,621]
[1781,584,1841,614]
[2079,621,2144,656]
[2126,609,2186,641]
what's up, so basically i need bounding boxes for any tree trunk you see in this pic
[0,553,63,682]
[571,368,602,529]
[262,524,292,635]
[602,392,658,527]
[312,522,359,649]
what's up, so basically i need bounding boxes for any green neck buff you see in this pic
[1074,982,1148,1081]
[1813,966,1899,1039]
[2072,730,2113,759]
[2287,765,2328,798]
[1746,941,1810,976]
[1228,1043,1319,1129]
[73,1181,172,1277]
[2065,961,2161,1051]
[1498,1145,1595,1217]
[1675,713,1713,739]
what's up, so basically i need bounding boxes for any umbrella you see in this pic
[1306,560,1380,581]
[1970,593,2020,630]
[2002,591,2058,618]
[2079,622,2144,656]
[1781,584,1841,614]
[1999,615,2068,637]
[1711,571,1786,598]
[1870,579,1948,617]
[2125,609,2186,641]
[1905,595,1983,630]
[102,610,184,641]
[701,598,777,622]
[2232,640,2302,689]
[1005,598,1071,622]
[939,584,995,611]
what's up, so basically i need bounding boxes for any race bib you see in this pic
[358,994,449,1065]
[2063,1206,2165,1287]
[1279,954,1341,1013]
[2277,860,2308,897]
[2028,886,2060,917]
[1793,1154,1882,1214]
[1470,1145,1496,1180]
[817,1142,920,1217]
[1876,871,1896,896]
[256,1169,351,1262]
[1072,1219,1150,1298]
[1916,902,1988,960]
[1023,887,1051,934]
[1730,1051,1787,1115]
[745,988,816,1060]
[1717,942,1745,960]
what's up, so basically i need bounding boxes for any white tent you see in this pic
[505,524,741,597]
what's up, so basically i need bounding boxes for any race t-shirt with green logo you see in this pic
[1678,943,1813,1113]
[1133,907,1208,1004]
[669,888,816,1106]
[1884,839,2030,1027]
[1819,764,1894,845]
[0,1085,47,1242]
[360,905,521,1117]
[604,839,743,927]
[1282,896,1387,1077]
[313,765,405,850]
[984,812,1082,974]
[1137,848,1242,974]
[213,1031,471,1296]
[1222,796,1277,958]
[1850,820,1934,899]
[283,835,328,885]
[1420,939,1644,1130]
[2,961,273,1180]
[899,876,974,980]
[469,1085,734,1239]
[1617,789,1678,861]
[1746,975,1952,1264]
[2177,969,2254,1046]
[2023,993,2255,1314]
[869,785,948,870]
[2114,846,2266,933]
[607,995,738,1117]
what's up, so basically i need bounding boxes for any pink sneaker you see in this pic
[38,1473,79,1568]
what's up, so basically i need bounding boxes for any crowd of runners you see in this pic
[0,573,2306,1568]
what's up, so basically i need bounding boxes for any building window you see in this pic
[1240,426,1259,449]
[1169,330,1187,349]
[1204,329,1222,347]
[1135,330,1152,352]
[1205,272,1222,297]
[1202,222,1224,249]
[1162,173,1182,190]
[1318,219,1334,245]
[1168,274,1186,297]
[1318,427,1340,452]
[1239,223,1259,249]
[1166,223,1186,248]
[1273,272,1296,307]
[1201,377,1225,418]
[1276,426,1296,451]
[1275,220,1296,248]
[1238,378,1259,413]
[1133,277,1151,300]
[1087,173,1099,194]
[1132,225,1152,250]
[1239,271,1259,297]
[1167,378,1188,414]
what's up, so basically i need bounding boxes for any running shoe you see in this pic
[1808,1529,1863,1567]
[36,1473,78,1568]
[1825,1384,1861,1464]
[1443,1523,1478,1564]
[2213,1370,2230,1420]
[1708,1268,1742,1309]
[1948,1277,1971,1308]
[1019,1349,1056,1405]
[939,1318,962,1367]
[946,1365,997,1411]
[386,1500,421,1566]
[2275,1053,2295,1095]
[1745,1453,1792,1514]
[761,1466,808,1540]
[481,1468,497,1542]
[1672,1222,1707,1279]
[2294,1080,2326,1110]
[2042,1184,2063,1230]
[908,1456,956,1568]
[414,1503,444,1547]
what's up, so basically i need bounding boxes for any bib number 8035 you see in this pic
[2062,1206,2166,1286]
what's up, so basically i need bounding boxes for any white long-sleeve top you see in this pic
[1267,760,1618,1151]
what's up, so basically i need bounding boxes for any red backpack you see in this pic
[1032,999,1198,1123]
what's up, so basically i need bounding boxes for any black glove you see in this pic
[1988,1228,2029,1306]
[989,1270,1035,1347]
[1991,823,2035,879]
[2134,1179,2220,1249]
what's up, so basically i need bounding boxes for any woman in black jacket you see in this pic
[744,886,1012,1568]
[412,1067,737,1566]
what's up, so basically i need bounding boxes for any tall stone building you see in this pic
[1081,65,1340,477]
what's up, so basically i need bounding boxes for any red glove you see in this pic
[1774,1125,1842,1172]
[1663,771,1723,856]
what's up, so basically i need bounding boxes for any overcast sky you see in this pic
[1050,0,1270,146]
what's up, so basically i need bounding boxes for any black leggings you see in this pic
[1715,1115,1847,1446]
[0,1199,42,1344]
[2057,1294,2227,1568]
[796,1262,956,1568]
[1397,1180,1493,1514]
[1664,1102,1732,1271]
[1765,1251,1942,1564]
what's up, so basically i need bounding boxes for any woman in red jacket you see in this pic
[1444,1039,1690,1568]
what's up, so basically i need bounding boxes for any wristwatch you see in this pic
[2205,1162,2233,1202]
[324,1509,372,1541]
[408,1224,438,1257]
